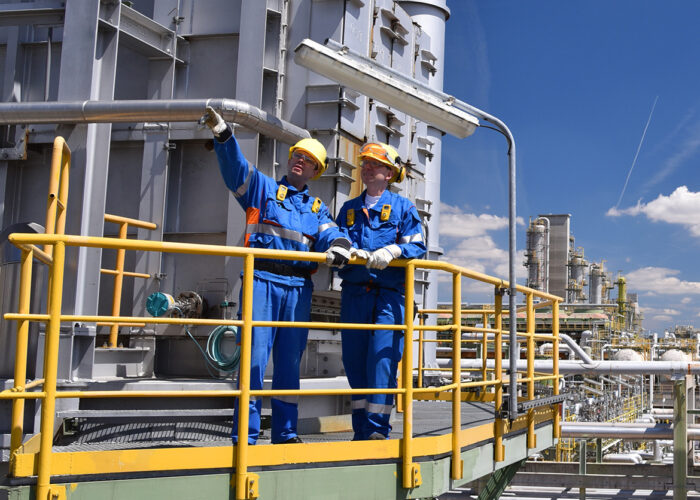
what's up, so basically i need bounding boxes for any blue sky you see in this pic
[438,1,700,331]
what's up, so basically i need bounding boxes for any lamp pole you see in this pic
[295,38,520,419]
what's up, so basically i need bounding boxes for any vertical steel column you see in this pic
[579,439,587,500]
[553,300,560,441]
[108,221,128,347]
[494,287,504,462]
[402,263,421,488]
[673,377,687,500]
[9,249,33,454]
[235,253,255,500]
[526,293,536,449]
[451,272,463,480]
[36,240,65,500]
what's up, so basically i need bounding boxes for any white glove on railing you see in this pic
[200,106,228,136]
[350,248,371,261]
[366,245,402,270]
[325,239,352,268]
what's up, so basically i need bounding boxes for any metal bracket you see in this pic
[245,473,259,499]
[0,126,28,160]
[409,463,422,488]
[500,393,566,418]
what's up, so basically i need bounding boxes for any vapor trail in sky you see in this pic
[615,95,659,209]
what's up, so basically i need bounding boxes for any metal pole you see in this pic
[451,272,462,480]
[673,377,687,500]
[235,254,254,500]
[494,287,504,462]
[402,263,420,488]
[107,221,128,347]
[579,439,587,500]
[36,240,65,500]
[9,249,33,454]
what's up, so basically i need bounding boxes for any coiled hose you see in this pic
[185,324,240,377]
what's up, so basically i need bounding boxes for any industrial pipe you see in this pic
[438,358,700,375]
[562,422,700,440]
[0,99,310,145]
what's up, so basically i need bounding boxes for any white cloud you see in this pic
[626,267,700,295]
[652,315,673,323]
[681,297,692,304]
[438,204,527,299]
[641,306,681,316]
[607,186,700,237]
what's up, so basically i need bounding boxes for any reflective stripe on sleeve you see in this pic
[318,221,338,233]
[351,399,367,410]
[399,233,423,244]
[246,223,313,248]
[233,162,255,198]
[367,402,393,415]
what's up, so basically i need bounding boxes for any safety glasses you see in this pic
[291,151,318,168]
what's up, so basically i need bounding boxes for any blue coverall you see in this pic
[336,190,426,439]
[214,130,349,444]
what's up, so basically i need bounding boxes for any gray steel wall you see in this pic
[0,0,446,345]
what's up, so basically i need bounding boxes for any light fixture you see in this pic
[294,39,479,138]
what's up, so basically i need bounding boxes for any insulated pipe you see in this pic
[562,422,700,440]
[0,99,310,144]
[438,358,700,375]
[456,331,593,364]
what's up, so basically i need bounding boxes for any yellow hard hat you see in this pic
[289,138,328,180]
[359,142,405,183]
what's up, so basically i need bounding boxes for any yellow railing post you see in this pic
[526,292,536,449]
[417,312,424,389]
[107,221,128,347]
[235,253,255,500]
[552,300,560,441]
[494,287,505,462]
[481,311,488,384]
[451,272,463,479]
[36,240,65,500]
[402,263,421,489]
[10,249,33,455]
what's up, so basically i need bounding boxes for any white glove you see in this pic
[325,240,352,268]
[350,248,371,261]
[199,106,228,136]
[366,245,402,270]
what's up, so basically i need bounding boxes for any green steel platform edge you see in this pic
[0,423,555,500]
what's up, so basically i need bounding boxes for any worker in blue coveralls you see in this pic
[336,142,426,440]
[201,107,352,445]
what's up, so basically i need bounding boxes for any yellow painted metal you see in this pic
[494,287,505,462]
[12,243,52,265]
[417,313,424,388]
[43,137,70,257]
[11,406,559,478]
[103,213,157,230]
[245,473,259,499]
[401,263,420,489]
[108,221,128,347]
[235,253,255,500]
[526,293,536,449]
[481,312,488,384]
[451,272,463,480]
[552,300,561,440]
[100,269,151,279]
[36,240,66,500]
[10,249,33,454]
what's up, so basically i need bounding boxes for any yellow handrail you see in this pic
[101,213,157,347]
[4,231,562,499]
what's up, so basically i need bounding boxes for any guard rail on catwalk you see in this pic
[0,138,563,500]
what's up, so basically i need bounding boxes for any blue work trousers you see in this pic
[340,284,404,440]
[233,274,311,444]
